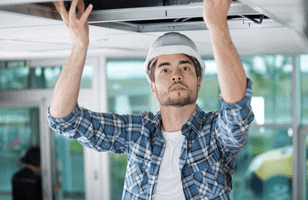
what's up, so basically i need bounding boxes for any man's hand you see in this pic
[50,0,93,119]
[52,181,60,194]
[53,0,93,48]
[203,0,232,31]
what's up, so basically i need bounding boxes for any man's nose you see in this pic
[171,71,182,81]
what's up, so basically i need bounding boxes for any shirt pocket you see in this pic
[126,154,150,195]
[190,159,225,198]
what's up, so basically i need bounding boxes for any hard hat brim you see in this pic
[144,45,206,83]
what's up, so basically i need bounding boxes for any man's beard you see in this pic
[156,82,198,107]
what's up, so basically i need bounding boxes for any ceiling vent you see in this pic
[0,0,281,32]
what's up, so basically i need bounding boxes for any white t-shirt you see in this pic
[152,129,186,200]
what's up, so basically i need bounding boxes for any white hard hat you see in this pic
[144,32,206,83]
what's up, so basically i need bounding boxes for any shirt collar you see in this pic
[150,104,203,139]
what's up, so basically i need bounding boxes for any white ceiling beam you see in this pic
[0,0,66,5]
[237,0,308,52]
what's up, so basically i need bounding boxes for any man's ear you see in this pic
[197,76,201,92]
[150,82,158,97]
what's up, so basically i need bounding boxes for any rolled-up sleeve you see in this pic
[47,103,142,155]
[215,78,255,158]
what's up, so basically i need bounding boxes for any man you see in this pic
[48,0,254,199]
[12,147,60,200]
[12,147,42,200]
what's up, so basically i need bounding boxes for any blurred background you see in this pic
[0,0,308,200]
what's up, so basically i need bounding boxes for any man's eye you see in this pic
[182,67,189,71]
[162,69,168,73]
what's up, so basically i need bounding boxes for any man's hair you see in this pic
[148,54,202,82]
[20,146,40,167]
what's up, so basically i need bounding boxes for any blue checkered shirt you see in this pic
[47,78,254,200]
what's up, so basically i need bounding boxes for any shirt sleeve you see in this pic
[214,78,255,171]
[47,103,142,155]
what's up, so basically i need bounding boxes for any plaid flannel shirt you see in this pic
[47,78,254,200]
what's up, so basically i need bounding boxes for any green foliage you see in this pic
[70,140,83,154]
[250,135,267,156]
[302,75,308,95]
[199,74,219,98]
[110,154,128,200]
[243,55,292,97]
[0,195,12,200]
[0,65,91,90]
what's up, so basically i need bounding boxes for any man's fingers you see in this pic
[59,1,69,23]
[53,2,60,13]
[53,1,65,16]
[54,0,69,23]
[69,0,79,21]
[80,4,93,24]
[77,0,85,19]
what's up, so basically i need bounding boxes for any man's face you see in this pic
[150,53,201,107]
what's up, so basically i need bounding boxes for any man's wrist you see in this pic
[207,21,229,34]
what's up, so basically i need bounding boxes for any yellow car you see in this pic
[245,145,294,200]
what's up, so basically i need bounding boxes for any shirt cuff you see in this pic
[47,103,81,129]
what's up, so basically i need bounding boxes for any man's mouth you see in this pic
[170,83,187,91]
[171,87,185,91]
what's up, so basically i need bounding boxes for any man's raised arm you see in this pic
[203,0,247,104]
[49,0,93,118]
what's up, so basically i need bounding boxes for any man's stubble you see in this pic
[155,81,199,107]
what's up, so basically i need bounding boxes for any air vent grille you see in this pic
[0,0,279,33]
[123,15,268,25]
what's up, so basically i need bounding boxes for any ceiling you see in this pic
[0,0,307,60]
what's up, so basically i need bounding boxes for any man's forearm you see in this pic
[49,46,87,118]
[50,0,93,118]
[209,23,247,104]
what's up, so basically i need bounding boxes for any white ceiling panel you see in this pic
[0,39,71,51]
[0,10,61,28]
[0,26,306,58]
[238,0,305,33]
[0,25,70,40]
[0,10,142,35]
[0,0,307,59]
[0,0,58,5]
[90,33,157,48]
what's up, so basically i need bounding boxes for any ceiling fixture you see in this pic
[0,0,282,33]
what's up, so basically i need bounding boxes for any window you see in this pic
[243,55,293,125]
[200,56,294,199]
[198,59,220,112]
[304,135,308,200]
[0,107,40,200]
[233,128,293,200]
[53,132,85,200]
[106,59,156,200]
[233,55,293,199]
[0,64,92,90]
[301,55,308,124]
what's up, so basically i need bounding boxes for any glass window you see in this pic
[0,107,40,200]
[198,59,220,112]
[0,64,92,90]
[242,55,293,125]
[201,56,293,125]
[232,128,293,200]
[304,135,308,200]
[201,56,294,199]
[106,59,156,200]
[301,55,308,124]
[53,131,85,200]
